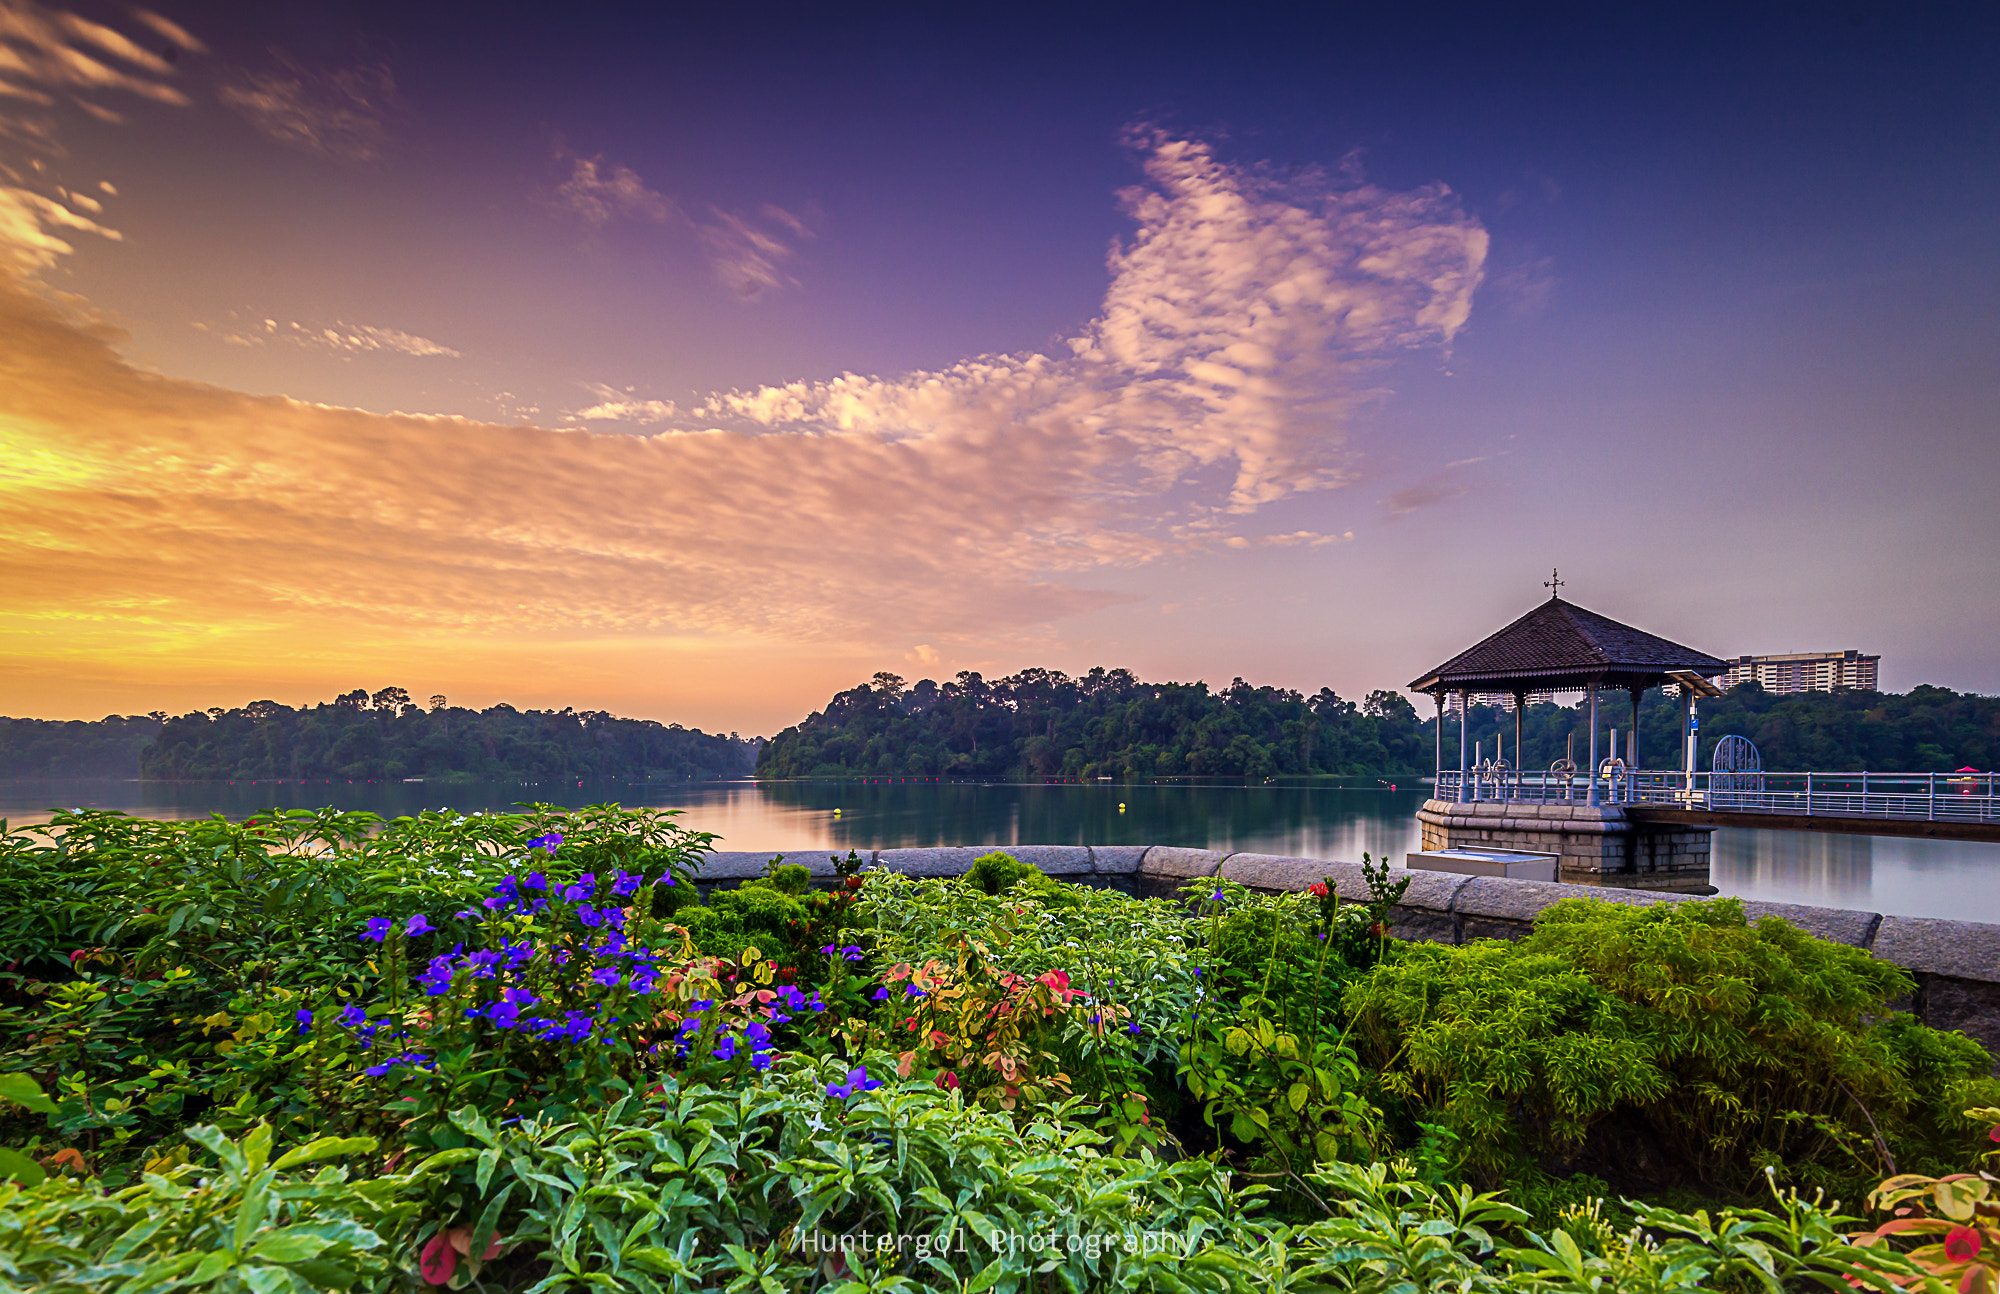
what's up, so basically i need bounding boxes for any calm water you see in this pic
[4,777,1997,924]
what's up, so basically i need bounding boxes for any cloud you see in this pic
[0,181,116,271]
[309,322,460,358]
[552,151,676,225]
[572,384,676,423]
[695,203,812,297]
[1380,480,1468,517]
[0,0,193,268]
[208,316,460,358]
[0,132,1483,666]
[219,52,397,162]
[0,0,191,109]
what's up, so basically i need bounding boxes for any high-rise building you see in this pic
[1724,650,1879,694]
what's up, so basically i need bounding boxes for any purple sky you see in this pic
[2,1,1996,733]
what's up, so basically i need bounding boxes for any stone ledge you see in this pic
[1738,900,1881,949]
[1088,845,1151,875]
[996,844,1095,875]
[1219,853,1366,894]
[1872,917,2000,984]
[696,849,869,881]
[1138,847,1233,882]
[873,846,985,877]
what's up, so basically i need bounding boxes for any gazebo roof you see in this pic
[1407,596,1730,695]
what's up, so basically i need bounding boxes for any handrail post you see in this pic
[1806,771,1813,816]
[1929,772,1936,821]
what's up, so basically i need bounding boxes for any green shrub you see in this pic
[966,850,1038,895]
[677,878,811,961]
[1346,896,1999,1194]
[765,861,812,893]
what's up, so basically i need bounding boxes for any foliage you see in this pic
[757,666,1429,779]
[0,714,161,777]
[135,688,758,781]
[0,1115,455,1294]
[0,805,713,1158]
[1346,896,2000,1195]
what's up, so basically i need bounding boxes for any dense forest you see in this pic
[0,689,758,781]
[758,669,2000,780]
[756,668,1430,779]
[1438,681,2000,774]
[0,715,163,777]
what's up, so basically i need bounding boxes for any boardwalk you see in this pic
[1433,769,2000,843]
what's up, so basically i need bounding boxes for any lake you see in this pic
[5,776,1997,924]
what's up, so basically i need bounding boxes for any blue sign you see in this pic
[1689,714,1700,733]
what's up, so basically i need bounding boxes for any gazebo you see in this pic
[1408,576,1729,806]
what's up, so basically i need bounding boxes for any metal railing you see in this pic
[1432,768,1999,825]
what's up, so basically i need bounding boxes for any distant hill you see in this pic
[0,689,759,782]
[756,668,1430,779]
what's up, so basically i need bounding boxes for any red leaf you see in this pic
[1946,1225,1983,1263]
[420,1232,457,1285]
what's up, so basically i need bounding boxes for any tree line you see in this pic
[754,668,1431,780]
[0,688,759,782]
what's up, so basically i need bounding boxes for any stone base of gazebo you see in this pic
[1418,799,1714,893]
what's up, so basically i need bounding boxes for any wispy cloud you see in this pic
[549,148,812,298]
[0,0,198,269]
[552,150,676,225]
[572,384,676,423]
[0,132,1484,665]
[204,316,460,358]
[695,203,813,297]
[219,52,397,162]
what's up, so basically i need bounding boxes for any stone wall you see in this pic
[694,842,2000,1058]
[1417,798,1712,888]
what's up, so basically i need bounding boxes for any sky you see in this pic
[2,0,1997,737]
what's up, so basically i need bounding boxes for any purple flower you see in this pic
[713,1034,739,1061]
[338,1004,368,1029]
[527,833,563,853]
[591,967,622,989]
[364,1061,393,1077]
[487,1001,521,1028]
[630,970,658,994]
[872,987,889,1001]
[577,903,604,928]
[819,944,836,956]
[841,945,865,962]
[612,869,643,897]
[1211,889,1225,902]
[1128,1021,1142,1036]
[523,871,548,890]
[750,1051,773,1071]
[904,985,925,998]
[827,1065,881,1100]
[405,914,436,938]
[360,918,392,943]
[294,1008,313,1034]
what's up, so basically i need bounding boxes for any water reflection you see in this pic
[3,778,1996,922]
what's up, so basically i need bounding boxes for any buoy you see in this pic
[1118,803,1126,812]
[833,808,842,816]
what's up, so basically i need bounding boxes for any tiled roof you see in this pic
[1408,597,1730,693]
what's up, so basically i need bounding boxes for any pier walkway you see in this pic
[1434,769,2000,843]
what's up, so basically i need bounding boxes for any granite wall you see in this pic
[694,843,2000,1058]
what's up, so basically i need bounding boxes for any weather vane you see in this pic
[1544,568,1564,597]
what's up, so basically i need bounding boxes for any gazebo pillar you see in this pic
[1457,688,1470,803]
[1630,685,1643,776]
[1586,687,1599,807]
[1514,691,1526,801]
[1433,692,1444,786]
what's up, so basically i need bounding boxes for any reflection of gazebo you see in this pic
[1409,580,1729,806]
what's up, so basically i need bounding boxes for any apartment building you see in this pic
[1724,650,1879,694]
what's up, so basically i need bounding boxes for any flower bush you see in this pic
[3,818,1997,1291]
